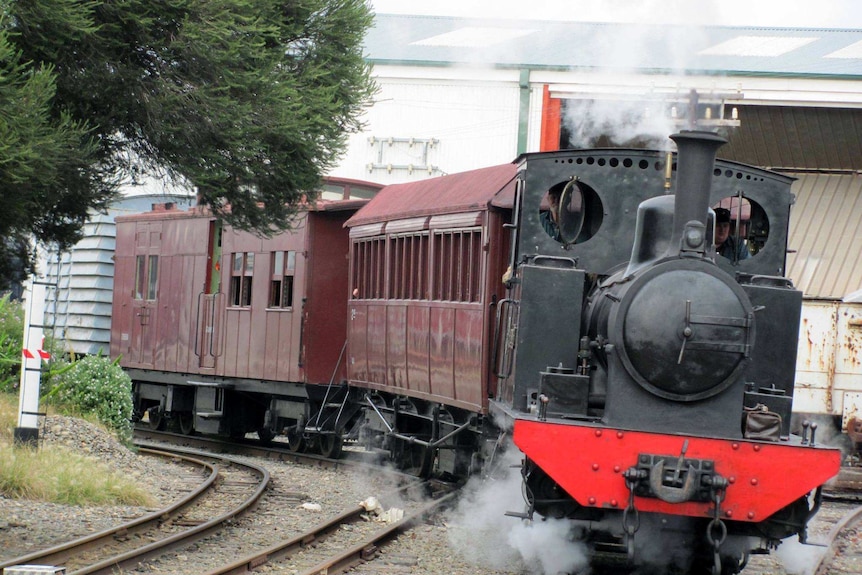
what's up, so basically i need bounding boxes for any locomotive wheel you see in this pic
[147,407,166,431]
[319,434,344,459]
[286,425,306,453]
[178,412,194,435]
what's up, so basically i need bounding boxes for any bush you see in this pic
[0,294,24,393]
[48,356,134,442]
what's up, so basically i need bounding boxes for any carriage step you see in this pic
[196,411,223,420]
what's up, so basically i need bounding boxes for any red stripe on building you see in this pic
[540,85,562,152]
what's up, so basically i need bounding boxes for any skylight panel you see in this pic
[699,35,818,57]
[825,39,862,59]
[411,27,537,48]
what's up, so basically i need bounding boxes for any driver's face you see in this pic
[715,222,730,245]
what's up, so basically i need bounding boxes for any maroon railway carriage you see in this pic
[111,178,381,444]
[343,164,516,475]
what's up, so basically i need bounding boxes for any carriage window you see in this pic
[134,255,146,300]
[146,256,159,300]
[269,250,296,308]
[432,229,482,302]
[134,255,159,300]
[712,197,769,264]
[230,252,254,306]
[389,233,429,300]
[351,237,385,299]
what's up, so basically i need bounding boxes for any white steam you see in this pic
[775,539,827,575]
[445,445,590,575]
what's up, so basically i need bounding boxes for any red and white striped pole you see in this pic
[15,281,50,446]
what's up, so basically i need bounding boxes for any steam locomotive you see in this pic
[495,130,841,573]
[111,131,840,574]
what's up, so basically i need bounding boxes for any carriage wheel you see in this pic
[178,412,195,435]
[147,406,166,431]
[390,437,434,478]
[257,427,275,446]
[286,424,306,453]
[319,434,344,459]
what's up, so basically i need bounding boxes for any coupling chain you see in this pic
[622,468,644,561]
[708,485,728,575]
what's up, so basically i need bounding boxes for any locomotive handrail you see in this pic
[747,274,794,287]
[492,297,518,381]
[529,254,578,268]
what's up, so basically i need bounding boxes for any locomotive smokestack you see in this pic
[668,130,727,256]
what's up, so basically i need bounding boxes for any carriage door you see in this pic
[197,221,223,369]
[130,223,161,367]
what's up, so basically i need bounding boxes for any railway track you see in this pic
[201,484,457,575]
[812,501,862,575]
[132,429,460,575]
[0,446,270,575]
[1,430,459,575]
[133,427,387,471]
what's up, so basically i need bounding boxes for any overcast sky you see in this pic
[370,0,862,29]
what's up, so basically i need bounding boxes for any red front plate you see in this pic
[514,420,841,522]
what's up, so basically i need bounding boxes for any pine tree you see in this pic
[1,0,376,286]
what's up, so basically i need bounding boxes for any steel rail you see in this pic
[0,446,270,575]
[812,503,862,575]
[199,479,433,575]
[0,448,217,571]
[295,490,458,575]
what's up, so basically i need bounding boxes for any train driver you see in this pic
[540,187,563,242]
[714,207,750,262]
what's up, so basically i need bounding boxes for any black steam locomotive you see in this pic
[491,130,840,574]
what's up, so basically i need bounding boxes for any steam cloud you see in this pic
[445,445,590,575]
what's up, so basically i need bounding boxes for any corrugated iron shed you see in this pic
[786,173,862,300]
[721,106,862,170]
[346,163,517,227]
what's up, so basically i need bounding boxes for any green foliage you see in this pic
[47,355,134,442]
[0,393,154,505]
[0,294,24,392]
[1,0,377,284]
[0,447,153,505]
[0,6,112,285]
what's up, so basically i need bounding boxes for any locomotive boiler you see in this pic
[492,130,841,574]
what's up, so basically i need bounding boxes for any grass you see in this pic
[0,392,155,506]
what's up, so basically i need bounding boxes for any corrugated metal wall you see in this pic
[786,173,862,300]
[722,106,862,171]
